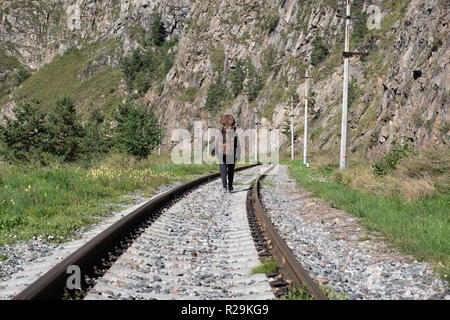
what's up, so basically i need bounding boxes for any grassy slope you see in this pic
[1,39,124,117]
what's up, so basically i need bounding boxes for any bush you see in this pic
[373,139,415,176]
[14,66,31,86]
[263,12,280,33]
[210,44,226,73]
[348,76,361,107]
[46,95,85,162]
[0,98,47,162]
[113,100,161,158]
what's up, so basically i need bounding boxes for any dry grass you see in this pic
[307,145,449,202]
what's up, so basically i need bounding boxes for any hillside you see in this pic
[0,0,448,158]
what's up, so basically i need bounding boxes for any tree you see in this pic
[310,31,329,66]
[135,71,151,96]
[82,109,113,156]
[151,13,166,46]
[0,98,47,162]
[231,59,245,97]
[113,101,161,158]
[244,60,264,102]
[281,116,291,137]
[46,95,85,162]
[205,79,228,112]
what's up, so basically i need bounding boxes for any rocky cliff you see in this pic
[0,0,448,159]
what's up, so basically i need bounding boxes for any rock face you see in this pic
[0,0,448,158]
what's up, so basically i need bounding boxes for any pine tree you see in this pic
[205,79,228,112]
[151,13,166,46]
[0,98,47,162]
[46,95,85,162]
[113,100,161,158]
[231,59,245,97]
[310,31,329,66]
[82,109,113,156]
[281,116,291,137]
[244,60,264,102]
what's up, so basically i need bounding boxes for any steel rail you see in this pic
[13,163,260,300]
[251,174,329,300]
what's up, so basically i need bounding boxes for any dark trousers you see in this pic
[219,155,235,190]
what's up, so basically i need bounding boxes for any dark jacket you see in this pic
[211,128,240,164]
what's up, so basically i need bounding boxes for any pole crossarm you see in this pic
[343,51,369,57]
[336,14,359,19]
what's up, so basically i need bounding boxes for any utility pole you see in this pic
[206,114,210,155]
[336,0,368,169]
[158,121,162,156]
[304,67,314,166]
[254,107,258,162]
[290,96,294,161]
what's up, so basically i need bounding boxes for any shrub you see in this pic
[348,76,361,107]
[113,100,161,158]
[14,66,31,86]
[263,12,280,33]
[373,139,415,176]
[210,44,226,73]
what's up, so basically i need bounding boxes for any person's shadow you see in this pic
[229,187,252,194]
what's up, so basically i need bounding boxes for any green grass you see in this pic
[319,285,348,300]
[0,153,219,245]
[278,285,313,300]
[288,161,450,281]
[251,258,278,274]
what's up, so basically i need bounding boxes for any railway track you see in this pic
[12,163,327,300]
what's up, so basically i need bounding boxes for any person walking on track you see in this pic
[211,115,241,193]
